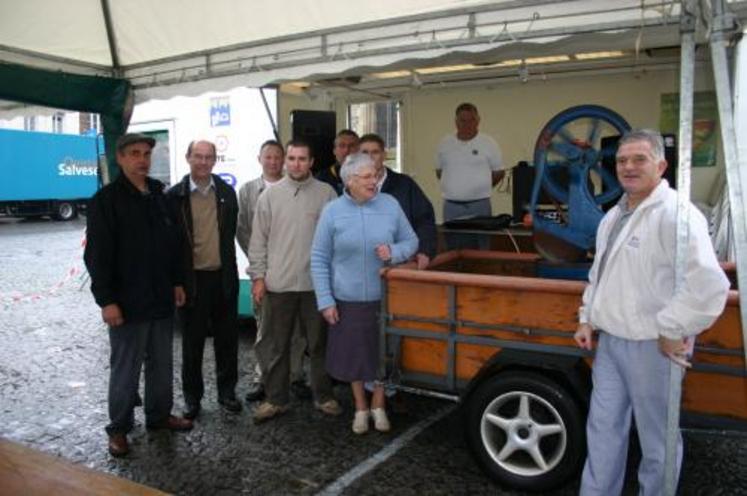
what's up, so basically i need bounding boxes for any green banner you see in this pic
[659,91,718,167]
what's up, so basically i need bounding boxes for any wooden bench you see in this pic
[0,438,168,495]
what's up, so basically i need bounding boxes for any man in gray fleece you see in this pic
[248,139,341,423]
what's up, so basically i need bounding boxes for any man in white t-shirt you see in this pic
[435,102,504,249]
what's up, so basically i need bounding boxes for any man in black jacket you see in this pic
[85,133,193,458]
[315,129,359,195]
[359,133,437,268]
[168,140,241,419]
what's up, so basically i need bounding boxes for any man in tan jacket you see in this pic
[248,139,341,423]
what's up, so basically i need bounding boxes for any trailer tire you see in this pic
[465,371,585,492]
[52,201,77,221]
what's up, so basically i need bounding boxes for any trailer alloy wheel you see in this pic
[465,371,585,491]
[53,202,77,221]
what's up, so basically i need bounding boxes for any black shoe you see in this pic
[390,392,409,415]
[245,383,265,402]
[290,380,312,400]
[219,396,242,414]
[183,402,201,420]
[146,415,194,431]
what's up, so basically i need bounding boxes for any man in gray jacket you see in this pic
[248,140,341,423]
[237,140,310,403]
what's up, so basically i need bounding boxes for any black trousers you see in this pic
[180,270,238,405]
[107,317,174,434]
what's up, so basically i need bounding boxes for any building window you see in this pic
[52,112,64,133]
[79,113,100,134]
[348,100,400,171]
[90,113,100,133]
[23,116,36,131]
[145,130,171,186]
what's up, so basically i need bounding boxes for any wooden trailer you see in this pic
[380,250,745,491]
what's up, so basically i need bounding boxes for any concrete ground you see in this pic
[1,217,746,495]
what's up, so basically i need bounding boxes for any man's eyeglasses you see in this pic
[191,153,216,162]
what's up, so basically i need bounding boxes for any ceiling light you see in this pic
[416,64,474,75]
[575,51,626,60]
[524,55,571,64]
[494,59,523,67]
[368,70,412,79]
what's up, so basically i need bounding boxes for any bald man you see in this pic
[168,140,241,419]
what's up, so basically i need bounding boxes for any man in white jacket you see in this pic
[574,129,730,495]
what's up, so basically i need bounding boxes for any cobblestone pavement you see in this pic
[1,217,747,495]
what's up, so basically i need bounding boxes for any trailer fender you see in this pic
[461,348,592,410]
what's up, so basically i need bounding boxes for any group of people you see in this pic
[84,116,447,456]
[83,101,729,496]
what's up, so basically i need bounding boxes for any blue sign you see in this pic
[210,97,231,127]
[218,172,237,188]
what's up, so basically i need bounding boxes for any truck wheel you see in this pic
[465,371,585,491]
[53,202,77,221]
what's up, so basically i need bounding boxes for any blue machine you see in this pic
[530,105,631,277]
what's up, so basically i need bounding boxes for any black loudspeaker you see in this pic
[511,161,571,222]
[662,133,678,188]
[290,110,336,175]
[512,161,535,222]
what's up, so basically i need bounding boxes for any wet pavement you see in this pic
[1,217,747,495]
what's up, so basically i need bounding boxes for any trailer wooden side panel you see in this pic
[383,252,747,423]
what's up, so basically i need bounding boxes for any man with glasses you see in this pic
[168,139,241,420]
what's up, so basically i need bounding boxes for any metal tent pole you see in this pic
[709,0,747,372]
[663,2,697,494]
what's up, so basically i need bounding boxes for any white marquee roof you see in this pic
[1,0,746,103]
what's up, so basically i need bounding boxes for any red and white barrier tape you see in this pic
[0,231,88,307]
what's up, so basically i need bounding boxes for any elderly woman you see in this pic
[311,153,418,434]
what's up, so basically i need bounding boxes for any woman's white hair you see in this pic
[340,152,376,185]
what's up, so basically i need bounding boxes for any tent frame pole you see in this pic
[663,1,697,493]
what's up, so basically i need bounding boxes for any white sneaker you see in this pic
[352,410,370,434]
[371,408,390,432]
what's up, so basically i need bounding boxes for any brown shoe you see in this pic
[108,433,129,457]
[147,415,194,431]
[253,401,289,424]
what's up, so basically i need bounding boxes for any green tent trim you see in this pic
[0,63,132,180]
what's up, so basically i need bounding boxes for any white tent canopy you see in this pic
[3,0,737,103]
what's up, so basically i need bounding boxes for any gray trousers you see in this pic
[253,299,307,383]
[580,332,683,496]
[258,291,333,406]
[443,198,492,250]
[107,317,174,434]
